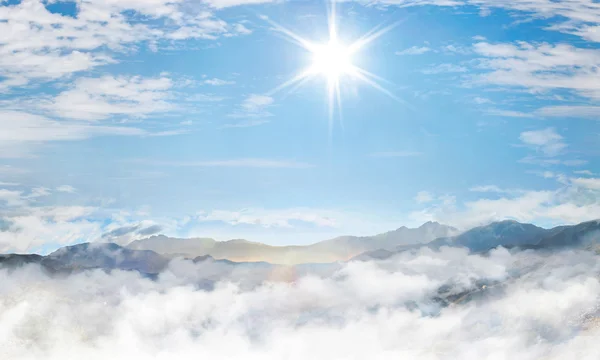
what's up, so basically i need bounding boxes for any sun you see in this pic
[309,40,354,81]
[262,1,404,135]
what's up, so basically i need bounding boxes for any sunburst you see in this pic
[263,1,404,134]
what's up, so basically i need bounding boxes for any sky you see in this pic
[1,0,600,253]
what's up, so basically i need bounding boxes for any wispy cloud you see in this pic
[203,78,236,86]
[229,94,275,118]
[129,158,314,168]
[414,191,434,204]
[396,46,431,55]
[421,63,468,74]
[519,128,566,157]
[222,119,270,128]
[537,105,600,119]
[369,151,423,158]
[42,75,175,121]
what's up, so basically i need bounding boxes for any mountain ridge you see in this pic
[125,221,458,264]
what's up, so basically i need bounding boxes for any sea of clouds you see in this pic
[2,246,600,359]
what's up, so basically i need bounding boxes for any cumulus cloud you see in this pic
[0,0,249,90]
[2,246,600,358]
[412,175,600,229]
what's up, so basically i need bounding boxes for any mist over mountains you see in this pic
[125,221,458,264]
[3,220,600,359]
[2,220,600,275]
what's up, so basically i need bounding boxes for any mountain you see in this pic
[425,220,548,252]
[531,220,600,249]
[355,219,600,261]
[47,243,169,273]
[126,222,458,265]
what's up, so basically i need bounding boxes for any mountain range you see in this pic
[2,220,600,275]
[126,221,458,265]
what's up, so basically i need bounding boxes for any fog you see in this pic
[2,247,600,359]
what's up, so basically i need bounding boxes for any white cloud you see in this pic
[0,111,146,158]
[229,94,275,118]
[519,128,566,156]
[56,185,77,194]
[421,63,468,74]
[0,0,248,90]
[571,177,600,190]
[412,176,600,229]
[485,109,534,118]
[414,191,434,204]
[129,158,314,168]
[474,42,600,99]
[575,170,595,176]
[203,78,236,86]
[469,185,517,194]
[197,208,339,228]
[369,151,423,158]
[203,0,279,9]
[396,46,431,55]
[44,75,175,121]
[222,119,270,128]
[519,156,588,167]
[4,246,600,358]
[363,0,600,43]
[0,185,192,253]
[473,96,492,104]
[537,105,600,119]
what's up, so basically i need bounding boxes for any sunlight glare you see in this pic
[310,41,354,81]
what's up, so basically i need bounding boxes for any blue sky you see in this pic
[1,0,600,253]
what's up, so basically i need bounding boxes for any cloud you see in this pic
[473,42,600,99]
[4,246,600,358]
[137,224,164,236]
[363,0,600,43]
[203,78,236,86]
[0,0,248,90]
[414,191,434,204]
[369,151,423,158]
[519,128,567,157]
[421,63,468,74]
[485,109,534,118]
[56,185,77,193]
[519,156,588,167]
[197,208,339,228]
[0,111,147,158]
[537,105,600,119]
[222,119,270,129]
[43,75,175,121]
[412,175,600,229]
[129,158,314,169]
[571,177,600,190]
[203,0,279,9]
[396,46,431,55]
[575,170,595,176]
[473,97,492,104]
[229,94,275,118]
[469,185,522,194]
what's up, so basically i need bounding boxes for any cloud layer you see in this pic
[2,246,600,358]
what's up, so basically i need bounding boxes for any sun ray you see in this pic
[262,0,409,135]
[347,21,402,55]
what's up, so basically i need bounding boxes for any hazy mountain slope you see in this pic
[48,243,169,273]
[425,220,548,252]
[532,220,600,249]
[355,220,600,261]
[125,222,457,264]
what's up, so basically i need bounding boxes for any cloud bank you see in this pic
[2,246,600,359]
